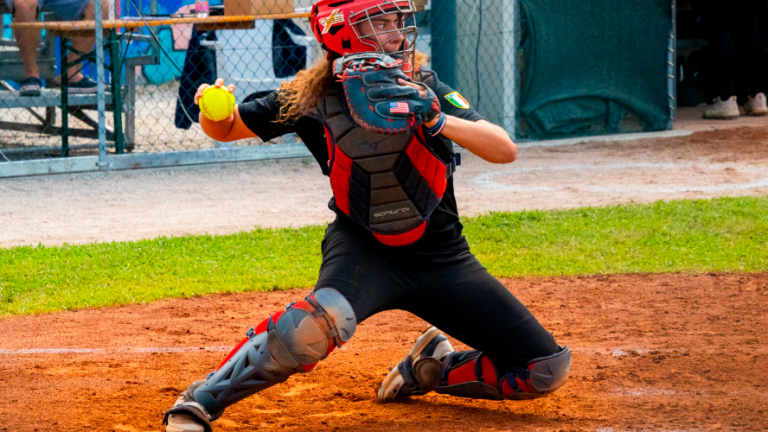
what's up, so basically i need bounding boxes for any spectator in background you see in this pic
[703,0,768,119]
[8,0,107,96]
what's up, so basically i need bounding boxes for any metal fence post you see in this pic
[109,30,125,154]
[505,0,517,138]
[668,0,677,127]
[61,37,70,157]
[94,0,108,170]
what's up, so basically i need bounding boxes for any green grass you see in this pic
[465,196,768,276]
[1,196,767,316]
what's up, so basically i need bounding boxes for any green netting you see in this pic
[518,0,673,139]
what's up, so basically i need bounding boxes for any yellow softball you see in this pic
[199,86,236,122]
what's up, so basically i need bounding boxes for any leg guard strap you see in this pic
[307,288,357,346]
[434,346,571,401]
[185,288,356,419]
[435,350,506,400]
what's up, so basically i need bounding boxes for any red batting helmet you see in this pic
[310,0,418,74]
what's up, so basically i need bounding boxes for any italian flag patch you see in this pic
[445,92,470,109]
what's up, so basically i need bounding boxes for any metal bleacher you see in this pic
[0,5,159,154]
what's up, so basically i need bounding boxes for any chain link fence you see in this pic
[0,0,674,176]
[1,0,322,162]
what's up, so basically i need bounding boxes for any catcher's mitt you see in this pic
[334,52,441,135]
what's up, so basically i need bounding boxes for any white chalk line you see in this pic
[0,346,231,355]
[597,428,702,432]
[1,346,764,356]
[473,161,768,193]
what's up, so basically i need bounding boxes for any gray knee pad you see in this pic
[268,287,357,369]
[527,345,571,393]
[313,287,358,343]
[185,288,356,420]
[505,345,572,401]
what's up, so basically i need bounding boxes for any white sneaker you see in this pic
[703,96,739,120]
[743,92,768,116]
[377,327,454,401]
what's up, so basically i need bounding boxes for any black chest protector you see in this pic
[309,88,451,247]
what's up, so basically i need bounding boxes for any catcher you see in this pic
[164,1,571,431]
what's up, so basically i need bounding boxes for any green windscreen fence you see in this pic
[517,0,675,139]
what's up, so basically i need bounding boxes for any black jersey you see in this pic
[238,69,483,251]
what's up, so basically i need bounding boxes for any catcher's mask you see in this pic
[311,0,418,75]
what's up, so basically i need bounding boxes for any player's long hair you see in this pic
[275,50,429,125]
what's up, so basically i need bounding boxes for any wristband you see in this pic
[427,112,447,137]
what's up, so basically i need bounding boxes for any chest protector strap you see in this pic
[310,89,450,247]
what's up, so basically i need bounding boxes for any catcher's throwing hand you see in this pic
[396,78,427,98]
[396,78,442,129]
[194,78,235,106]
[335,52,441,135]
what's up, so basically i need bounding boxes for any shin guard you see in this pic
[163,288,356,428]
[434,346,571,401]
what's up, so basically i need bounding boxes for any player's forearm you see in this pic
[199,105,257,142]
[199,113,236,141]
[440,117,517,164]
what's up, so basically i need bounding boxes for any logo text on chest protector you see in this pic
[374,207,411,218]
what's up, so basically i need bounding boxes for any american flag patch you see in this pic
[389,102,409,114]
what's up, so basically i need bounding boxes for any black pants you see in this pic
[316,217,559,373]
[705,0,767,99]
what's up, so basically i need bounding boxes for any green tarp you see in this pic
[518,0,673,138]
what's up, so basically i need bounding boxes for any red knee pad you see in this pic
[436,347,572,400]
[445,353,501,388]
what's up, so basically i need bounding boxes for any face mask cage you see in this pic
[350,1,419,72]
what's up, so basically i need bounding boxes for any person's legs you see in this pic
[758,1,768,49]
[706,0,735,100]
[164,288,357,432]
[68,0,105,81]
[41,0,103,87]
[313,219,419,321]
[12,0,41,79]
[379,244,569,401]
[414,248,559,370]
[702,0,741,119]
[164,220,415,432]
[734,0,768,115]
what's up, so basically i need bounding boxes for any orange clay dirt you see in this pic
[1,273,766,432]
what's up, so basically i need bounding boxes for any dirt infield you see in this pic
[1,272,766,432]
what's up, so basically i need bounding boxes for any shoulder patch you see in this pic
[445,92,470,109]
